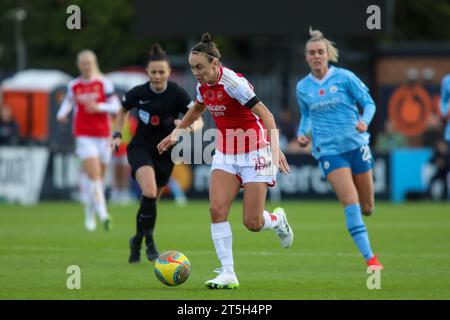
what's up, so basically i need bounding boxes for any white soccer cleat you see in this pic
[205,268,239,289]
[84,206,96,231]
[273,207,294,248]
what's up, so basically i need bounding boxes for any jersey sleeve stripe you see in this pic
[222,72,240,87]
[221,70,241,89]
[221,77,239,91]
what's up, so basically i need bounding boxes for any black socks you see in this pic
[135,196,157,243]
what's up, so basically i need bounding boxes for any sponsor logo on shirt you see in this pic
[310,98,340,111]
[207,105,226,117]
[76,92,99,104]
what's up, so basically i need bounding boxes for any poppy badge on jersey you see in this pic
[151,115,160,126]
[206,90,215,101]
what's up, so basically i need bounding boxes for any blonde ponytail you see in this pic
[306,27,339,63]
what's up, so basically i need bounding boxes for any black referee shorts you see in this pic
[127,144,174,188]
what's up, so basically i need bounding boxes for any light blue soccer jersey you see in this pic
[440,74,450,142]
[296,66,376,159]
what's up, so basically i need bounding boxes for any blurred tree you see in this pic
[0,0,187,76]
[1,0,450,78]
[393,0,450,41]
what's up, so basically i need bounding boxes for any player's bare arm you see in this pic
[251,102,290,174]
[157,101,207,154]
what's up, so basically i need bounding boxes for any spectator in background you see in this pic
[276,108,305,154]
[374,119,407,153]
[0,104,20,145]
[428,139,449,200]
[440,74,450,199]
[422,113,444,148]
[277,108,297,145]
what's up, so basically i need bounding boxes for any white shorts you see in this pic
[211,146,276,186]
[75,136,112,164]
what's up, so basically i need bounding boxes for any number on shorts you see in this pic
[360,145,371,162]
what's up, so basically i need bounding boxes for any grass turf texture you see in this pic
[0,200,449,299]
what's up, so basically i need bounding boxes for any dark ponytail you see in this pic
[191,32,221,62]
[147,43,170,65]
[201,32,213,43]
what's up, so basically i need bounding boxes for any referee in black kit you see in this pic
[111,43,203,263]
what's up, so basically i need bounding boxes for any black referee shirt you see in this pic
[121,81,192,149]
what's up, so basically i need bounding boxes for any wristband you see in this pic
[112,131,122,139]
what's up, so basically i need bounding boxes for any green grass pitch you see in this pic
[0,200,449,299]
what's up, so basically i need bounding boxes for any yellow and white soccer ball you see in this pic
[154,251,191,286]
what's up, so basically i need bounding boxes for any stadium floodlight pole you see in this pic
[14,8,27,71]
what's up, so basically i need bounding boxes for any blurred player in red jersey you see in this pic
[110,115,137,205]
[158,33,293,289]
[57,49,120,231]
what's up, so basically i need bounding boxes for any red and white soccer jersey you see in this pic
[196,67,269,154]
[61,76,117,138]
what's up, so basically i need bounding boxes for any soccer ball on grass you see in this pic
[154,251,191,286]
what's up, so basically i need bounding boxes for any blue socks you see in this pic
[344,204,373,261]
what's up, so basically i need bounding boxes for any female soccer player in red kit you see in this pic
[158,33,294,289]
[57,50,120,231]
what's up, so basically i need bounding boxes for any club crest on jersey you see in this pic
[330,86,338,93]
[217,91,223,101]
[139,110,150,124]
[94,84,102,92]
